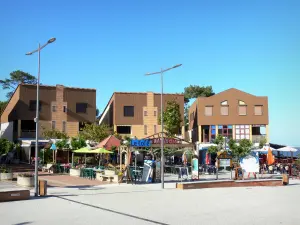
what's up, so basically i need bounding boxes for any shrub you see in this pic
[18,173,34,177]
[0,166,12,173]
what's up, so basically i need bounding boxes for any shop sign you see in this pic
[151,138,182,145]
[130,139,151,147]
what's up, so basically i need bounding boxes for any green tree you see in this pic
[158,100,182,136]
[229,139,253,164]
[42,129,69,139]
[0,70,37,99]
[0,138,14,155]
[259,137,267,149]
[208,135,225,154]
[183,85,215,130]
[0,101,7,114]
[183,85,215,101]
[80,123,112,142]
[56,139,70,149]
[70,137,87,150]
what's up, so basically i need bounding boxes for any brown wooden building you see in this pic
[99,92,185,139]
[0,84,96,141]
[188,88,269,145]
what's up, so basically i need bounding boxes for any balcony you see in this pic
[252,135,267,143]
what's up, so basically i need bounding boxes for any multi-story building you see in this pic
[0,84,96,142]
[188,88,269,145]
[98,92,185,139]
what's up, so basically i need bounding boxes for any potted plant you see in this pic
[0,166,13,180]
[17,173,34,187]
[69,165,81,177]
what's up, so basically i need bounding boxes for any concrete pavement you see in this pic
[0,180,299,225]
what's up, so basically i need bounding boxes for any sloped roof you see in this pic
[96,135,121,150]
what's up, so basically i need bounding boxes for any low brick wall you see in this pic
[176,179,283,190]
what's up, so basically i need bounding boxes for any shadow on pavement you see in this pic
[12,222,32,225]
[55,195,169,225]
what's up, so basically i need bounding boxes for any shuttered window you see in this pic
[221,106,229,116]
[205,106,213,116]
[239,106,247,116]
[254,106,262,116]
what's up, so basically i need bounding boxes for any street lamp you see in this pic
[145,64,182,189]
[26,37,56,197]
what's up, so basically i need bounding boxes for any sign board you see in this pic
[240,153,259,173]
[151,138,182,145]
[130,139,151,147]
[141,160,154,183]
[219,159,231,167]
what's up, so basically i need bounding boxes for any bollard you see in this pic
[39,180,47,196]
[282,174,289,185]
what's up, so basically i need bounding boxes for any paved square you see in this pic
[0,180,299,225]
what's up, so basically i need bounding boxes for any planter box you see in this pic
[69,169,81,177]
[17,176,34,187]
[0,173,13,180]
[104,170,116,176]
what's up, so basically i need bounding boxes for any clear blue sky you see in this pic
[0,1,299,146]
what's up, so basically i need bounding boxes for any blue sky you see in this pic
[0,1,299,146]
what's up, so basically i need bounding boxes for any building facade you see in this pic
[99,92,185,139]
[0,84,96,141]
[188,88,269,145]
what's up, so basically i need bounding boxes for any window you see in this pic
[239,106,247,116]
[211,125,216,140]
[154,125,157,134]
[63,106,67,113]
[29,100,41,111]
[221,106,229,116]
[235,125,250,140]
[218,125,233,139]
[254,105,262,116]
[52,121,56,130]
[76,103,87,113]
[62,121,66,133]
[124,106,134,117]
[116,126,131,134]
[52,105,56,112]
[154,111,157,116]
[144,125,147,135]
[205,106,213,116]
[144,110,148,116]
[221,100,228,105]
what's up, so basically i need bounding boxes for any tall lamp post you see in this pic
[145,64,182,189]
[26,37,56,197]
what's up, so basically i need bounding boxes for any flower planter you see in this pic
[69,168,81,177]
[0,173,13,180]
[17,176,34,187]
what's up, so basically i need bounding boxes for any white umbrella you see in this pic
[252,146,275,152]
[277,146,298,152]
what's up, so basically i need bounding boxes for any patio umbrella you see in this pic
[277,146,298,152]
[277,146,298,163]
[72,147,95,165]
[89,148,113,166]
[252,146,275,152]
